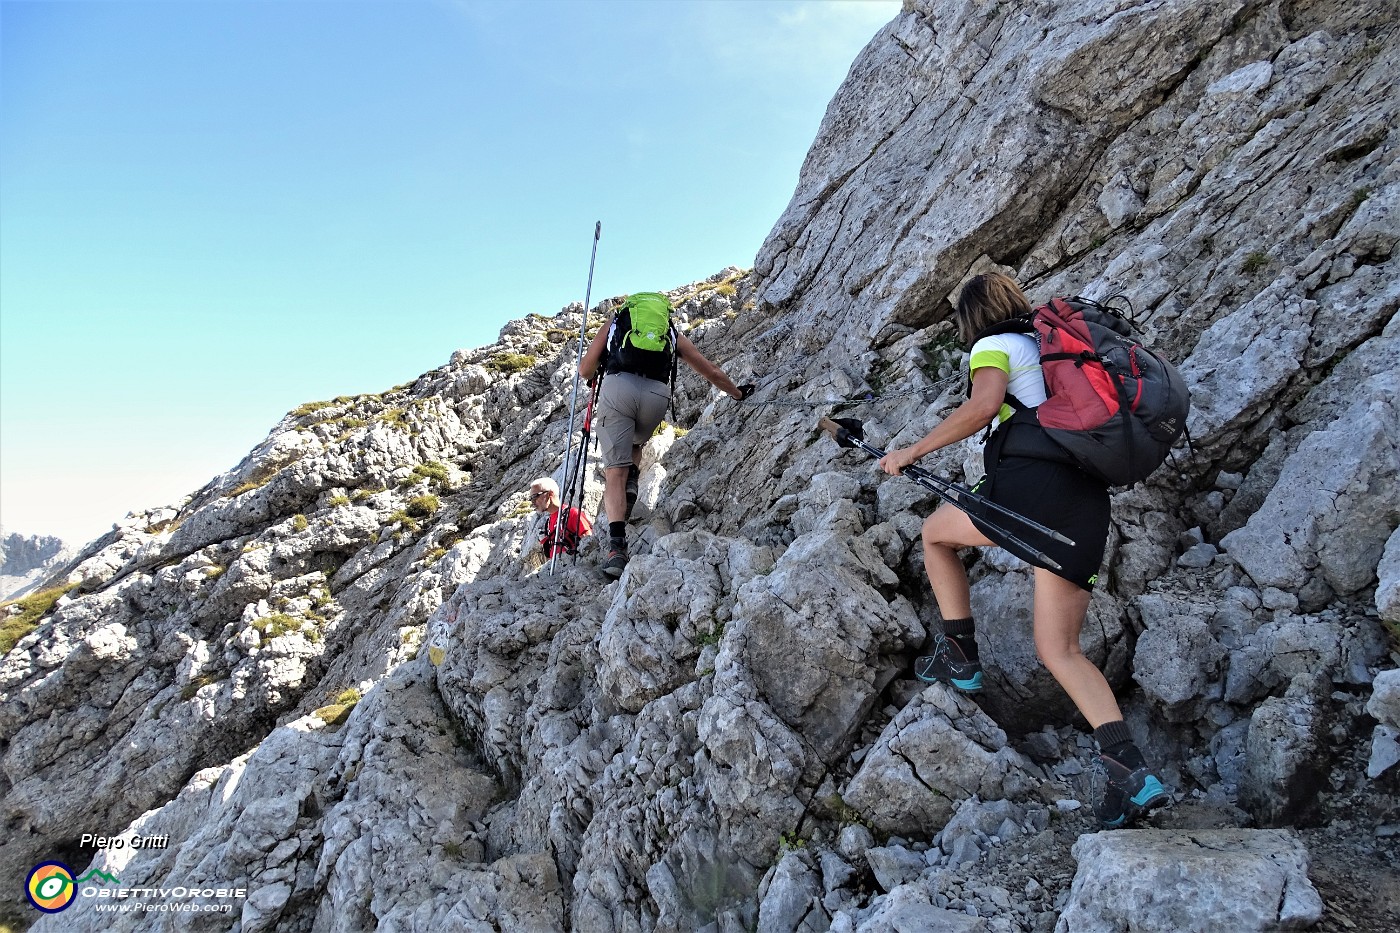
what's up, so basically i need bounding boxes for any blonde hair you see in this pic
[954,272,1031,346]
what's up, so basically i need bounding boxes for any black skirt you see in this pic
[969,419,1110,591]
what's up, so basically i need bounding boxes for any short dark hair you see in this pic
[955,273,1031,346]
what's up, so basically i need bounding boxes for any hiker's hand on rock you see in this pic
[879,448,916,475]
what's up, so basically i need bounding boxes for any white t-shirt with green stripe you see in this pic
[968,332,1044,423]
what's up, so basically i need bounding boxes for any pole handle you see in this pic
[816,415,1076,550]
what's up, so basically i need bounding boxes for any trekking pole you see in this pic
[817,417,1075,571]
[574,379,600,560]
[551,221,602,575]
[559,374,601,564]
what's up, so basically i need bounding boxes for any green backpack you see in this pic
[606,292,677,382]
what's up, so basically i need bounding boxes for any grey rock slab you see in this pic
[1378,526,1400,623]
[864,845,929,893]
[723,523,920,764]
[1240,674,1330,827]
[1177,542,1218,568]
[757,851,825,933]
[840,883,988,932]
[843,687,1038,838]
[1367,668,1400,727]
[1133,614,1229,721]
[1369,724,1400,780]
[1055,829,1322,933]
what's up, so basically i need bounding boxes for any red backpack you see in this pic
[993,297,1190,487]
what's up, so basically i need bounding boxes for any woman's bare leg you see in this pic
[920,503,994,618]
[1031,567,1122,728]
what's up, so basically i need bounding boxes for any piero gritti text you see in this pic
[79,833,170,850]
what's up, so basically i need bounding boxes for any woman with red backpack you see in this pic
[878,272,1169,829]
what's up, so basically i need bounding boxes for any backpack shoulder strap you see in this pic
[604,308,627,365]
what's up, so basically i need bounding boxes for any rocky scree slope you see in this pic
[4,1,1400,931]
[0,272,755,931]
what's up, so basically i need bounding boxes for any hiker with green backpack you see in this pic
[579,291,751,577]
[877,272,1185,829]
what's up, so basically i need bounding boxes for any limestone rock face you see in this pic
[3,2,1399,931]
[1220,321,1400,594]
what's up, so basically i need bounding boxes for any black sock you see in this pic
[940,617,978,661]
[609,522,627,545]
[1094,721,1146,769]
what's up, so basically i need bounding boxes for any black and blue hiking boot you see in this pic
[1095,755,1170,829]
[601,539,629,579]
[914,635,983,692]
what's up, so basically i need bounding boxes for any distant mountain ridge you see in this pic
[0,530,72,601]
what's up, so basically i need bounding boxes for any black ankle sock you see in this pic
[1102,741,1147,771]
[1094,721,1146,770]
[609,521,626,543]
[940,617,978,660]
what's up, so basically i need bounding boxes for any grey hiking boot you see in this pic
[914,635,983,692]
[1094,755,1170,829]
[601,539,629,578]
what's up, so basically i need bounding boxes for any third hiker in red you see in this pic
[528,477,592,559]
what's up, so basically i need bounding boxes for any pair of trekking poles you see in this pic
[549,224,1071,575]
[551,223,603,575]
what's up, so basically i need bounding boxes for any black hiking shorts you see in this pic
[971,422,1110,590]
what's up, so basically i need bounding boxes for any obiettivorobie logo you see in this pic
[25,862,117,913]
[25,861,245,916]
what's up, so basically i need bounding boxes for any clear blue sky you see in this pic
[0,0,898,547]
